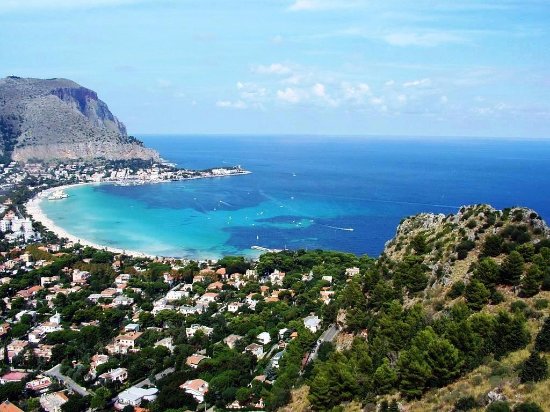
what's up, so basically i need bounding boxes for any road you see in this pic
[46,364,91,397]
[135,367,175,388]
[308,323,340,363]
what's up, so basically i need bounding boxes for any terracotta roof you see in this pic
[0,401,24,412]
[180,378,209,393]
[1,371,28,381]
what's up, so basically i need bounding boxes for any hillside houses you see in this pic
[106,332,142,355]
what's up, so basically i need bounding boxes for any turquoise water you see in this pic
[40,135,550,259]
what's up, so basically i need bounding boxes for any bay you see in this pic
[39,135,550,259]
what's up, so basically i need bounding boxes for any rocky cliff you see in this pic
[0,76,160,162]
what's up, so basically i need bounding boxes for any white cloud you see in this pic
[341,82,371,102]
[237,82,268,101]
[271,35,284,45]
[288,0,361,11]
[403,78,432,88]
[216,100,247,109]
[370,97,384,106]
[277,88,302,104]
[312,83,326,98]
[253,63,292,75]
[0,0,150,12]
[155,78,173,89]
[382,31,466,47]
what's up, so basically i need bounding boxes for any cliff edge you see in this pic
[0,76,159,162]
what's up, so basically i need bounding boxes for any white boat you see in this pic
[47,190,69,200]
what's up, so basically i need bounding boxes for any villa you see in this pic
[180,379,209,403]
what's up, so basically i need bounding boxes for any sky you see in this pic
[1,0,549,138]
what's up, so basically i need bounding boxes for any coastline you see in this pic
[24,168,253,260]
[25,184,159,259]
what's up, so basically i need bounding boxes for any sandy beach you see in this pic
[25,184,158,259]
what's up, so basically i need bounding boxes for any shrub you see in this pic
[534,317,550,352]
[456,240,476,260]
[448,281,465,299]
[487,401,511,412]
[483,235,503,257]
[510,300,528,314]
[519,351,548,383]
[455,395,477,411]
[513,402,544,412]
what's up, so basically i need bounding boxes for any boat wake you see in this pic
[318,223,354,232]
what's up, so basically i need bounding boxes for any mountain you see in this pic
[0,76,159,162]
[278,204,550,412]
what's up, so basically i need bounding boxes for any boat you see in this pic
[47,190,69,200]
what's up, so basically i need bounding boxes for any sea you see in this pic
[39,135,550,260]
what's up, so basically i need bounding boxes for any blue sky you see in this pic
[1,0,549,137]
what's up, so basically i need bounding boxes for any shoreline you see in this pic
[24,170,256,261]
[25,184,160,259]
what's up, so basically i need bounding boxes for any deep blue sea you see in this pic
[40,136,550,259]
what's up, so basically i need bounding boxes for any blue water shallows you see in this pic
[39,135,550,259]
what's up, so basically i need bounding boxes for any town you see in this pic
[0,160,365,411]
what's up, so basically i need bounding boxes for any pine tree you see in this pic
[398,346,431,398]
[499,251,524,285]
[519,351,548,383]
[535,317,550,352]
[425,334,463,386]
[474,257,500,287]
[493,312,530,359]
[465,279,490,311]
[373,358,398,395]
[520,266,541,297]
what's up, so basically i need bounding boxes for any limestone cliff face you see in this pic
[0,76,159,162]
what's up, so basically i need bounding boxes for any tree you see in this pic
[519,351,548,383]
[513,402,544,412]
[482,235,503,257]
[535,317,550,352]
[394,256,428,294]
[388,399,399,412]
[493,312,530,359]
[499,251,524,285]
[316,341,334,362]
[373,358,398,395]
[308,353,360,409]
[421,329,463,386]
[520,266,541,297]
[411,233,429,255]
[91,387,111,410]
[465,280,490,311]
[474,258,500,288]
[398,346,431,398]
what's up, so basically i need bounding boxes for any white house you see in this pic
[180,379,209,403]
[186,324,213,338]
[244,343,264,358]
[166,289,189,301]
[227,302,244,313]
[114,386,158,410]
[257,332,271,345]
[303,315,322,333]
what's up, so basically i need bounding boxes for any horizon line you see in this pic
[134,133,550,141]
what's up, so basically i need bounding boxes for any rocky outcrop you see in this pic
[0,76,160,162]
